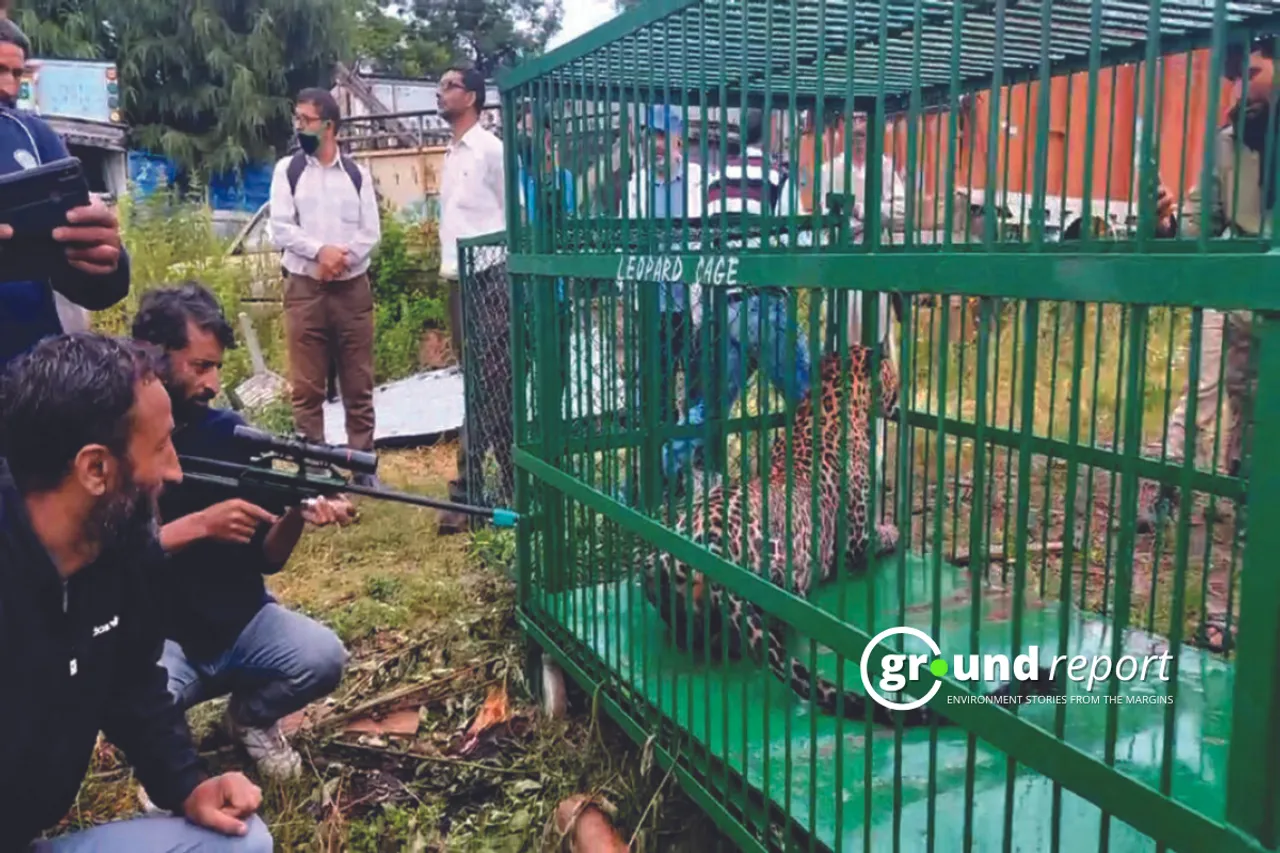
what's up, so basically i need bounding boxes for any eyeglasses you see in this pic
[438,81,465,93]
[0,65,25,82]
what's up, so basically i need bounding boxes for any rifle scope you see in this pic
[232,426,379,475]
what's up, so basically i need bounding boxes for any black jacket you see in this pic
[0,460,204,849]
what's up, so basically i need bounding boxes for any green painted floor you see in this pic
[535,552,1233,852]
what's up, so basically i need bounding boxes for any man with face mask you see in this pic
[129,283,353,785]
[0,333,272,851]
[268,88,381,478]
[0,20,132,368]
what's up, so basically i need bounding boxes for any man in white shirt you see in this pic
[624,106,705,420]
[801,111,907,493]
[804,111,906,353]
[436,66,509,534]
[268,88,381,478]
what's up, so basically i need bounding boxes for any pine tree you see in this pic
[19,0,349,176]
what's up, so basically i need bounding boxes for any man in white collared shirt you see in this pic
[269,88,381,477]
[436,66,509,534]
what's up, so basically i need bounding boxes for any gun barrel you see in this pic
[232,426,379,474]
[176,455,520,529]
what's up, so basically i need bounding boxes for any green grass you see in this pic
[52,444,727,851]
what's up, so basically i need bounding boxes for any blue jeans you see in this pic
[29,814,272,853]
[663,292,811,478]
[161,603,348,729]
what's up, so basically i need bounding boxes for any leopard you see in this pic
[642,342,1058,725]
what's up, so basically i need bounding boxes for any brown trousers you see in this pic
[283,272,376,451]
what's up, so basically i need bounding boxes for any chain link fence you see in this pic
[457,232,514,509]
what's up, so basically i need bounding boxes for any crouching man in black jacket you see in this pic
[0,333,271,852]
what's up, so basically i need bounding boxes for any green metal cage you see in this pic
[495,2,1280,851]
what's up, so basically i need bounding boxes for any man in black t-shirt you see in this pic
[0,333,270,851]
[132,283,353,783]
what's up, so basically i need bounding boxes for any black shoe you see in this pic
[437,510,470,536]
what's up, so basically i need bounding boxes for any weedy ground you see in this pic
[53,443,730,852]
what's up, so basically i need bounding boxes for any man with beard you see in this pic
[0,333,271,851]
[1142,38,1276,539]
[131,283,353,784]
[0,20,132,368]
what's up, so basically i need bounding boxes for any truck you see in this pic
[18,57,128,198]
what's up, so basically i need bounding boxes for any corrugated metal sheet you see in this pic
[323,367,464,448]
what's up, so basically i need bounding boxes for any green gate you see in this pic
[498,2,1280,851]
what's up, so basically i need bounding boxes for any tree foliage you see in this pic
[353,0,563,79]
[15,0,563,174]
[18,0,349,176]
[409,0,563,78]
[350,0,450,79]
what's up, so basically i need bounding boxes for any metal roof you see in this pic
[500,1,1280,108]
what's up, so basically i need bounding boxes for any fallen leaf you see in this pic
[279,709,310,737]
[510,778,542,794]
[457,684,511,755]
[344,709,421,737]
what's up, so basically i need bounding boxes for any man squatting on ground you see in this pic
[130,283,355,789]
[0,334,272,851]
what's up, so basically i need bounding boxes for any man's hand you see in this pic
[52,195,123,275]
[301,495,357,527]
[316,245,350,282]
[183,772,262,836]
[1155,183,1177,236]
[0,224,11,240]
[199,499,280,544]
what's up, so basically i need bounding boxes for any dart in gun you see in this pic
[177,426,519,528]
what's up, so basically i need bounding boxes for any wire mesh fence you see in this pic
[458,232,515,510]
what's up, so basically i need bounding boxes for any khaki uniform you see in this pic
[1157,125,1265,474]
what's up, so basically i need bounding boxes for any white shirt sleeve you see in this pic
[344,163,382,268]
[267,158,323,260]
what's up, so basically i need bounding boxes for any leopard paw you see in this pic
[875,523,900,556]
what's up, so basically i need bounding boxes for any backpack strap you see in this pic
[286,152,308,224]
[339,155,363,195]
[286,151,364,208]
[281,152,365,278]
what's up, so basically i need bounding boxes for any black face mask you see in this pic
[297,130,322,156]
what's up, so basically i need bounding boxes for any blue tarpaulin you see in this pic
[127,151,272,212]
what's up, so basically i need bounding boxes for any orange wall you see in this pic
[798,49,1239,219]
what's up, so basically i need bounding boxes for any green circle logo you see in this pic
[929,658,949,678]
